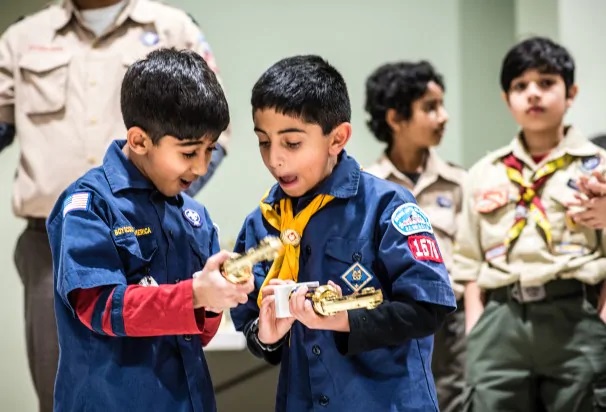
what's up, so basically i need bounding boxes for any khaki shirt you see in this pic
[453,128,606,289]
[0,0,230,218]
[365,149,466,298]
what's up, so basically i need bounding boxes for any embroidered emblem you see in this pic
[141,31,159,46]
[62,192,91,217]
[408,235,443,262]
[183,208,202,227]
[579,155,601,173]
[340,262,373,293]
[391,203,433,235]
[474,188,509,213]
[280,229,301,246]
[436,196,453,208]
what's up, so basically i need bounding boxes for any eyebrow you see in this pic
[176,140,207,147]
[254,127,307,135]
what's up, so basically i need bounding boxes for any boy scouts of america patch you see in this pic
[391,203,433,235]
[183,208,202,227]
[579,155,601,173]
[62,192,91,217]
[340,262,373,293]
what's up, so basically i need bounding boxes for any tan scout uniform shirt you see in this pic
[453,128,606,289]
[0,0,230,218]
[366,149,466,298]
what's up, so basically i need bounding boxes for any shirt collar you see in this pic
[505,126,598,165]
[103,139,155,193]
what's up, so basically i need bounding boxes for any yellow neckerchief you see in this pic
[503,153,573,250]
[256,190,334,307]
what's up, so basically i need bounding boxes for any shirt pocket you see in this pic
[473,185,517,248]
[324,237,379,294]
[113,230,158,279]
[18,51,71,115]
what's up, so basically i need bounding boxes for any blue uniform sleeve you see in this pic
[334,194,457,355]
[229,211,270,332]
[184,143,226,197]
[0,123,15,153]
[379,196,457,308]
[47,190,127,315]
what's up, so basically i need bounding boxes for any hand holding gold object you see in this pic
[306,285,383,316]
[221,236,283,284]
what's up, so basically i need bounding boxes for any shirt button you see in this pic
[89,79,97,86]
[89,118,97,125]
[352,252,362,262]
[306,245,312,255]
[169,230,174,237]
[87,156,97,165]
[184,335,192,341]
[144,267,151,274]
[319,395,329,406]
[174,278,181,283]
[312,345,321,356]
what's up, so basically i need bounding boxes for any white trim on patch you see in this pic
[391,202,434,236]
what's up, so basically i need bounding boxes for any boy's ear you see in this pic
[328,122,352,156]
[566,84,578,107]
[385,109,404,133]
[126,127,152,155]
[501,91,510,106]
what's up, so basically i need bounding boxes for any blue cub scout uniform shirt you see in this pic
[231,151,456,412]
[47,140,219,412]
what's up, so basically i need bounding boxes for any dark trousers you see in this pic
[14,219,58,412]
[433,300,466,412]
[464,280,606,411]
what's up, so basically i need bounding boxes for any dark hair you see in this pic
[365,61,445,147]
[591,134,606,150]
[500,36,575,95]
[121,48,229,144]
[251,55,351,135]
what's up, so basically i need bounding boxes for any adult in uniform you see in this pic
[0,1,229,410]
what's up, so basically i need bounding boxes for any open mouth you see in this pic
[179,178,192,189]
[527,107,545,114]
[278,175,298,186]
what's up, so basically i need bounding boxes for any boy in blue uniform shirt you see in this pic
[47,49,254,412]
[230,55,457,411]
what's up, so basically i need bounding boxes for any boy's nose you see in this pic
[526,82,541,98]
[268,149,283,170]
[438,106,449,124]
[192,157,209,177]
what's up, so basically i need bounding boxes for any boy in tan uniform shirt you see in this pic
[454,37,606,411]
[364,61,466,412]
[0,1,229,410]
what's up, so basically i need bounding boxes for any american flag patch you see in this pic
[62,192,91,217]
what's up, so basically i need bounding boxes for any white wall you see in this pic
[558,0,606,138]
[175,0,465,240]
[0,0,604,410]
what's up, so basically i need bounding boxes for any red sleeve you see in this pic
[70,279,205,337]
[197,310,223,346]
